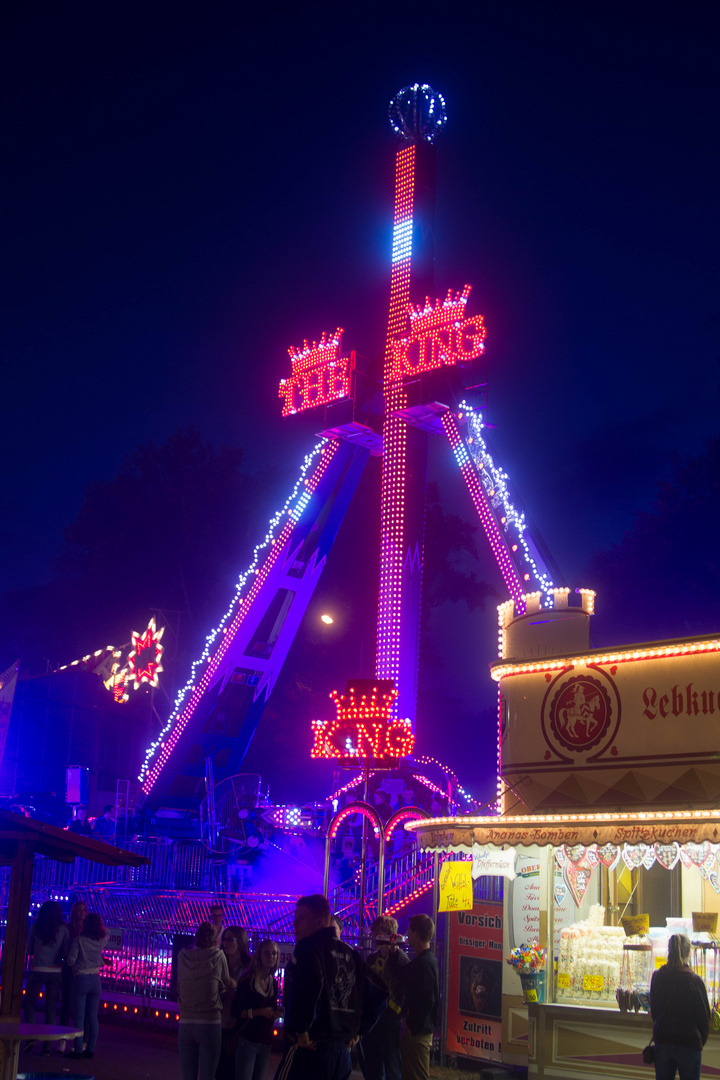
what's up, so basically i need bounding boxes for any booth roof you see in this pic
[405,809,720,851]
[0,809,150,866]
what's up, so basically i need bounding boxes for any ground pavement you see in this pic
[16,1021,366,1080]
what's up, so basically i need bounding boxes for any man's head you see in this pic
[371,914,399,957]
[209,904,223,926]
[407,914,435,952]
[293,894,331,942]
[330,914,343,939]
[103,804,114,818]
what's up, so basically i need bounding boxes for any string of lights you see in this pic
[442,410,525,604]
[459,402,556,602]
[139,438,334,788]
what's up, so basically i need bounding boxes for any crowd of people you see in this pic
[177,896,438,1080]
[23,892,439,1080]
[68,802,117,841]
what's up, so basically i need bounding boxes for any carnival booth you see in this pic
[407,589,720,1079]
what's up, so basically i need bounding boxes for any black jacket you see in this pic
[400,948,439,1036]
[284,927,388,1044]
[650,964,710,1049]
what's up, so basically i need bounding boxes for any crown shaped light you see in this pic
[329,679,398,723]
[287,328,344,373]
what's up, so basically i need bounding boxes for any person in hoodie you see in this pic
[275,893,388,1080]
[24,900,70,1054]
[178,921,232,1080]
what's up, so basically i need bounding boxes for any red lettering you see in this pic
[671,684,684,716]
[701,690,715,715]
[385,721,415,757]
[659,694,669,717]
[356,723,383,757]
[686,683,699,715]
[642,687,657,720]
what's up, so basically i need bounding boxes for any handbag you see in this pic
[642,1041,655,1065]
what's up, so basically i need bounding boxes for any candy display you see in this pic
[506,941,547,975]
[556,905,625,1004]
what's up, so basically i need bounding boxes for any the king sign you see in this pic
[389,285,486,382]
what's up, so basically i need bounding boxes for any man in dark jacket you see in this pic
[361,915,409,1080]
[276,894,388,1080]
[399,914,439,1080]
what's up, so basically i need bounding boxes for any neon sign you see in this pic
[311,679,415,765]
[278,328,352,416]
[389,285,486,382]
[127,617,164,690]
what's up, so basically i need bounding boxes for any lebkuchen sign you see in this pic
[493,634,720,812]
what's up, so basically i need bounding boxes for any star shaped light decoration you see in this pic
[127,618,165,690]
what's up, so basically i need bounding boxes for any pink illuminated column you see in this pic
[376,85,446,724]
[376,145,415,700]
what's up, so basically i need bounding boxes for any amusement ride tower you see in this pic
[136,85,561,820]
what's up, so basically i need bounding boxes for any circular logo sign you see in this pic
[548,675,612,752]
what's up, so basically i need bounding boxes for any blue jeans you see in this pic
[24,971,61,1049]
[178,1022,222,1080]
[235,1035,271,1080]
[654,1042,703,1080]
[71,973,101,1052]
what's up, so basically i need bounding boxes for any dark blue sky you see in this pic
[3,4,719,803]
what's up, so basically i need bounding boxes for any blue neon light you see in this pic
[392,219,412,263]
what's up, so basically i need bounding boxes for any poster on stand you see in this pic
[446,899,503,1063]
[511,854,547,947]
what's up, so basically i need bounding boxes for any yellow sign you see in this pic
[622,914,650,936]
[692,912,718,934]
[438,861,473,912]
[582,974,604,992]
[557,972,572,989]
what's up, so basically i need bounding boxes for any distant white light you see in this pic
[321,614,334,625]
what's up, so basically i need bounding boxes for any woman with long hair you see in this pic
[24,900,69,1053]
[650,933,711,1080]
[216,927,251,1080]
[231,939,281,1080]
[59,900,87,1041]
[65,911,110,1060]
[178,921,232,1080]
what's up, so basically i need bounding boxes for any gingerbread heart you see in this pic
[564,859,594,907]
[622,844,644,871]
[708,871,720,895]
[585,844,599,870]
[641,844,656,870]
[685,841,711,867]
[597,843,621,870]
[654,843,680,870]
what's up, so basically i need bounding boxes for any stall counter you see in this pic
[527,1001,720,1079]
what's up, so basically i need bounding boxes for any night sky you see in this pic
[4,4,719,805]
